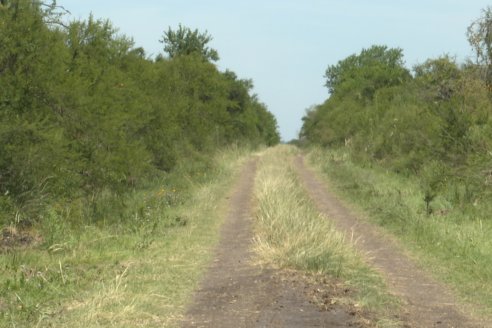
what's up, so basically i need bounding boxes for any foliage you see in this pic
[160,24,219,62]
[0,0,280,227]
[301,12,492,212]
[467,6,492,85]
[301,8,492,316]
[324,45,410,102]
[307,147,492,315]
[0,146,250,327]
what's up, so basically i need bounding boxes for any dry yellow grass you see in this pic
[252,145,401,327]
[0,147,253,328]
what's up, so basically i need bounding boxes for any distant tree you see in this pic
[467,6,492,86]
[160,24,219,62]
[413,56,461,101]
[324,45,410,101]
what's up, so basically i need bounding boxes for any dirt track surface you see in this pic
[294,156,487,328]
[181,159,363,328]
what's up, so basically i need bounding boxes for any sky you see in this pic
[57,1,491,142]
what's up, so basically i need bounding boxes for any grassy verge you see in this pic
[253,145,401,327]
[306,147,492,317]
[0,147,252,328]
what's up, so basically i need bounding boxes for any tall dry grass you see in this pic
[0,146,252,328]
[253,145,400,326]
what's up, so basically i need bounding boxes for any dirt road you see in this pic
[180,155,487,327]
[180,159,362,327]
[294,156,486,328]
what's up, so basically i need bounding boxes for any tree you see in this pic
[324,45,410,101]
[467,6,492,86]
[413,56,461,101]
[0,0,75,223]
[160,24,219,62]
[0,1,280,226]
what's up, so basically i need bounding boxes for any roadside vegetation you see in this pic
[306,148,492,317]
[0,1,280,326]
[0,0,279,229]
[300,6,492,316]
[0,147,252,327]
[253,146,401,327]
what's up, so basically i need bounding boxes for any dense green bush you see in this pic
[0,0,280,226]
[301,10,492,213]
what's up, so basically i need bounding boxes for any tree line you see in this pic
[301,7,492,213]
[0,0,280,226]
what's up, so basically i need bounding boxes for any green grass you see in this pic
[0,146,253,327]
[306,146,492,318]
[253,145,401,327]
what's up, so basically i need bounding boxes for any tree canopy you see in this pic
[301,8,492,211]
[160,24,219,62]
[324,45,410,101]
[0,0,280,226]
[467,6,492,85]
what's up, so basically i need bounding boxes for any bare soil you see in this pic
[181,159,367,327]
[0,226,41,252]
[294,155,489,328]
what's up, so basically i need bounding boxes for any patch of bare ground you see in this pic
[294,155,489,328]
[181,158,371,327]
[0,226,41,252]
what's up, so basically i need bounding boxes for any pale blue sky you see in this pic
[58,1,490,141]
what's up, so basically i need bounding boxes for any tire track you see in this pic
[294,155,487,328]
[181,157,362,327]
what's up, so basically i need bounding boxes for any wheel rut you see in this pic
[294,155,488,328]
[181,158,362,328]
